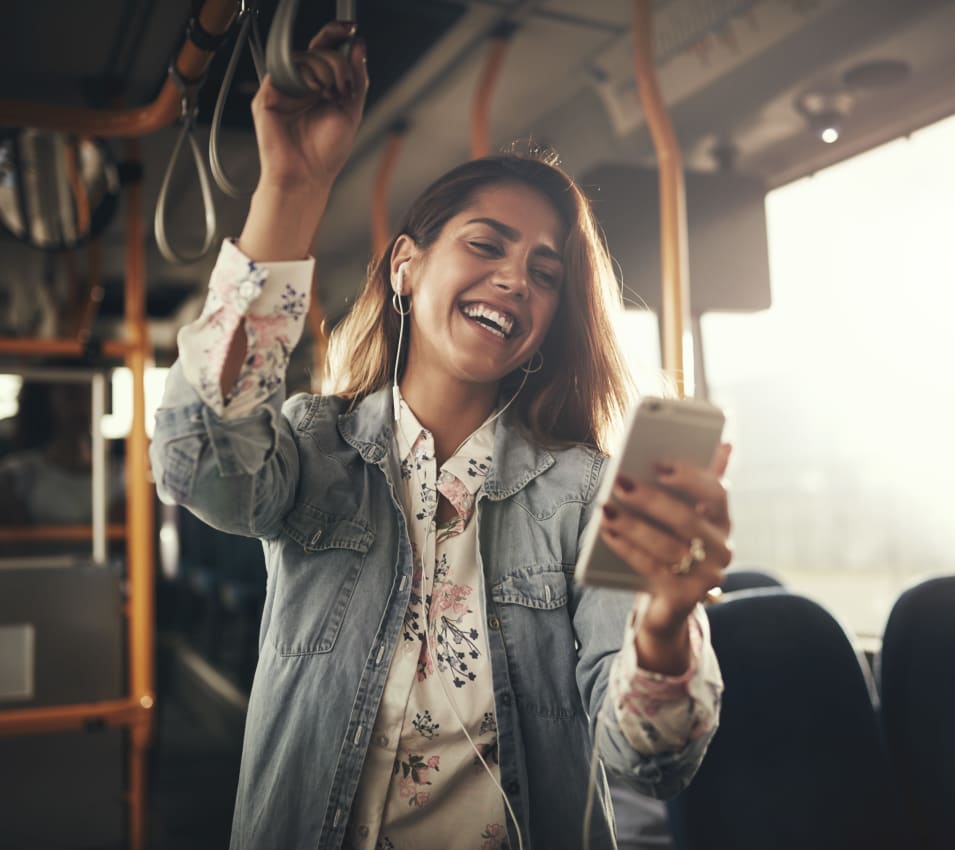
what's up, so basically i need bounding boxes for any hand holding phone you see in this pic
[574,396,726,592]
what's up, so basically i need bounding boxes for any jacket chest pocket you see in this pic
[490,568,579,719]
[270,504,374,656]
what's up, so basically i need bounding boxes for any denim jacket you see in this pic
[150,363,715,850]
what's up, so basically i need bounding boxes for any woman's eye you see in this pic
[469,240,501,255]
[534,269,558,287]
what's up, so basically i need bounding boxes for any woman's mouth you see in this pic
[459,302,516,339]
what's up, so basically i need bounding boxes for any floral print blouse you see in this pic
[177,241,723,850]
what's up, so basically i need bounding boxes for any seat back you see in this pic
[719,566,784,594]
[667,590,902,850]
[879,575,955,850]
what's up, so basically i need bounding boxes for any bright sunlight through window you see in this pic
[701,114,955,639]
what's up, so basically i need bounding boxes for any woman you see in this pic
[150,21,731,850]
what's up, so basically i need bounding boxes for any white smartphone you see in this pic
[574,396,726,592]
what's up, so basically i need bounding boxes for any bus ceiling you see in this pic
[0,0,953,361]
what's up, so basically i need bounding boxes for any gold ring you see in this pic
[670,537,707,575]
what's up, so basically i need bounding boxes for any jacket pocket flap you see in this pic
[282,504,373,554]
[491,569,568,610]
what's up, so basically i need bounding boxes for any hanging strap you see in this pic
[265,0,357,98]
[154,62,218,265]
[210,3,265,197]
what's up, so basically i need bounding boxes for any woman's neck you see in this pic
[398,371,498,466]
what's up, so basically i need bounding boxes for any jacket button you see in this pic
[500,692,511,706]
[358,824,370,838]
[507,780,519,794]
[488,615,501,630]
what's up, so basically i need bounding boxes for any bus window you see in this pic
[700,113,955,643]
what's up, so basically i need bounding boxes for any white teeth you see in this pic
[461,303,515,338]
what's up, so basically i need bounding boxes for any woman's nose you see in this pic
[492,266,529,299]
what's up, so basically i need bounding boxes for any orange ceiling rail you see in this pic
[632,0,692,398]
[0,0,236,136]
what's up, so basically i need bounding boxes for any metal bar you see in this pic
[0,0,236,136]
[91,373,107,564]
[0,338,131,357]
[0,698,148,737]
[75,238,105,340]
[123,139,155,850]
[471,31,512,159]
[371,124,407,257]
[0,525,126,544]
[632,0,692,397]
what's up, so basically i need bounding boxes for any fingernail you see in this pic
[337,20,357,34]
[602,504,618,520]
[616,476,635,493]
[655,463,675,477]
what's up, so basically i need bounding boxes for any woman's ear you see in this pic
[390,235,417,295]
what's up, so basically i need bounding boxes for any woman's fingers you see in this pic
[640,453,732,532]
[307,20,357,51]
[298,22,361,101]
[598,517,724,597]
[601,500,733,570]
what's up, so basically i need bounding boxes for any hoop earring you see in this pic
[521,350,544,374]
[391,292,411,317]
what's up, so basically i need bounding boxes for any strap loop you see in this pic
[154,63,217,265]
[209,8,265,197]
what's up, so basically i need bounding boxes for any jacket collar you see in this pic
[337,387,554,500]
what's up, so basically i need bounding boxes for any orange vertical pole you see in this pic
[632,0,692,397]
[371,122,408,258]
[123,139,155,850]
[471,27,514,159]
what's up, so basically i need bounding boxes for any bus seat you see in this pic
[611,569,786,849]
[878,575,955,850]
[665,591,902,850]
[720,566,785,594]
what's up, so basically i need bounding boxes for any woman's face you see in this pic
[398,182,566,390]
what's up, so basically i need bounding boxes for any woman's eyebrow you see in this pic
[465,217,563,262]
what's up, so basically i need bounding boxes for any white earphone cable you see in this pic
[389,281,526,848]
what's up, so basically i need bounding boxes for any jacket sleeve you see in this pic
[150,362,309,539]
[570,452,719,800]
[148,240,315,539]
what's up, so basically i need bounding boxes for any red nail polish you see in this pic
[602,504,618,520]
[616,476,635,492]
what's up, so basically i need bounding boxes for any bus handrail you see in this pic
[632,0,692,398]
[0,0,236,137]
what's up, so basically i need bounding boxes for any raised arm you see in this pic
[150,22,369,538]
[221,22,370,396]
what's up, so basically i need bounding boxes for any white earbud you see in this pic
[395,262,408,296]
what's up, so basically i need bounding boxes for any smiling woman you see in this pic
[325,156,632,456]
[148,21,732,850]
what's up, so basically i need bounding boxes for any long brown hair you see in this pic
[324,153,634,453]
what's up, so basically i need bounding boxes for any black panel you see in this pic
[0,566,124,707]
[583,164,773,314]
[0,728,125,850]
